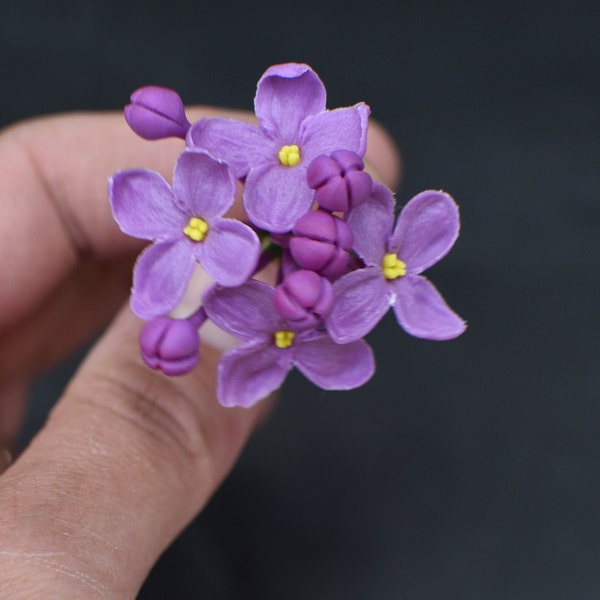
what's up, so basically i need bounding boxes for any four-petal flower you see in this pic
[110,150,260,320]
[203,281,375,407]
[187,63,370,232]
[326,184,466,342]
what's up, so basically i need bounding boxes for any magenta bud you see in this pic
[273,270,335,329]
[139,317,200,376]
[125,86,191,140]
[306,150,373,212]
[290,209,354,278]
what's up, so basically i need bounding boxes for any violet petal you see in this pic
[109,170,184,240]
[327,267,391,343]
[196,219,259,287]
[172,150,236,218]
[203,280,281,342]
[186,118,271,179]
[347,181,395,265]
[254,63,326,140]
[244,162,313,233]
[390,190,460,274]
[392,275,466,340]
[300,103,370,160]
[131,240,195,320]
[217,343,290,407]
[295,336,375,390]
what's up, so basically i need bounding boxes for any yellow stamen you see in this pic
[382,253,407,280]
[183,217,209,242]
[278,144,301,167]
[274,330,295,349]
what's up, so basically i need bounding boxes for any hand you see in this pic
[0,109,400,597]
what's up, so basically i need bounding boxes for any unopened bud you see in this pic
[273,270,335,329]
[307,150,372,212]
[125,86,191,140]
[290,209,354,278]
[139,317,199,376]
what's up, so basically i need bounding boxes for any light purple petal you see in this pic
[390,190,460,274]
[392,275,466,340]
[109,170,184,240]
[255,63,326,140]
[217,343,290,408]
[295,336,375,390]
[196,219,260,286]
[326,267,391,343]
[172,151,236,218]
[203,280,281,341]
[347,182,396,265]
[131,241,195,320]
[244,162,313,233]
[186,118,271,178]
[300,103,370,160]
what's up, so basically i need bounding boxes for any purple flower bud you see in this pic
[273,270,335,329]
[306,150,373,212]
[139,317,200,376]
[290,209,354,278]
[125,86,191,140]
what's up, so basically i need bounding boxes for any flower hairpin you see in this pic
[109,62,466,408]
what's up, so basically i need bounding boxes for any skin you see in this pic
[0,108,400,598]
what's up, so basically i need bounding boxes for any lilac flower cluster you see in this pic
[109,63,466,408]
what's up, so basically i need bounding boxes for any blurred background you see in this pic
[2,0,599,598]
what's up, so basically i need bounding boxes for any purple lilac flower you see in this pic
[307,150,373,212]
[203,281,375,408]
[289,209,354,278]
[139,316,201,376]
[326,184,466,343]
[125,86,191,140]
[273,269,335,329]
[187,63,370,233]
[110,150,260,320]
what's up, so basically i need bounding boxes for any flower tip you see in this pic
[139,317,200,376]
[125,85,190,140]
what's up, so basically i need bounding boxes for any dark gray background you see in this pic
[2,0,599,598]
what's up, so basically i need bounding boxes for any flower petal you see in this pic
[244,162,313,233]
[300,103,370,160]
[392,275,466,340]
[131,241,195,320]
[172,150,236,218]
[255,63,326,140]
[203,280,281,341]
[217,343,290,407]
[186,118,271,178]
[197,219,260,286]
[347,181,395,265]
[295,336,375,390]
[109,170,183,240]
[326,267,391,343]
[390,190,460,274]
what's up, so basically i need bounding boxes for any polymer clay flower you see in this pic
[203,281,375,407]
[125,86,191,140]
[326,184,466,342]
[187,63,370,233]
[110,150,260,320]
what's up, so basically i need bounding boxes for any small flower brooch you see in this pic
[110,62,466,408]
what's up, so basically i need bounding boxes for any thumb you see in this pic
[0,305,268,598]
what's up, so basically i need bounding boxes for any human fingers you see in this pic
[0,117,401,596]
[0,109,248,443]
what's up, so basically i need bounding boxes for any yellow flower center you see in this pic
[274,330,295,349]
[183,217,209,242]
[278,144,301,167]
[382,253,407,280]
